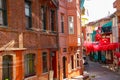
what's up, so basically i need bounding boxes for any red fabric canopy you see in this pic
[83,41,120,54]
[114,52,120,58]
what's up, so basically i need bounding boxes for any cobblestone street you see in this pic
[85,61,120,80]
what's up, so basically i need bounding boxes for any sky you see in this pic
[84,0,116,22]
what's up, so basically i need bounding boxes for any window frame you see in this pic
[76,53,80,68]
[25,0,32,29]
[68,0,72,2]
[2,55,13,80]
[68,16,74,34]
[42,52,48,73]
[24,54,36,78]
[50,9,55,32]
[61,14,64,33]
[0,0,7,26]
[41,6,46,31]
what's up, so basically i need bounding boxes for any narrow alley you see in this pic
[85,60,120,80]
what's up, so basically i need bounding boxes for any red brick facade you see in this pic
[58,0,83,80]
[0,0,83,80]
[0,0,58,80]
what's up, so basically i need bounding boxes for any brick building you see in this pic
[0,0,59,80]
[114,0,120,42]
[58,0,83,80]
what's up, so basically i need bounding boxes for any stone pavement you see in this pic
[85,61,120,80]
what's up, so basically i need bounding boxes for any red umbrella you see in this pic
[103,45,109,51]
[95,33,102,41]
[108,43,114,50]
[100,38,110,45]
[83,42,93,54]
[108,43,119,50]
[86,43,93,52]
[93,44,99,51]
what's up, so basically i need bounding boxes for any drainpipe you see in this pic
[55,1,60,80]
[80,5,84,75]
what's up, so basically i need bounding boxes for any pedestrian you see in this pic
[113,56,119,71]
[94,53,98,62]
[83,56,89,71]
[101,55,106,64]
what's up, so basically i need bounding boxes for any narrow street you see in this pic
[85,60,120,80]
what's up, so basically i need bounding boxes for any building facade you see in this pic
[58,0,83,80]
[114,0,120,42]
[0,0,59,80]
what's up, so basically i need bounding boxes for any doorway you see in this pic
[51,52,57,78]
[62,56,66,79]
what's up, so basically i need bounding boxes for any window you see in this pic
[42,52,48,73]
[2,55,13,80]
[78,37,81,46]
[68,16,74,34]
[25,0,32,29]
[50,10,55,32]
[41,6,46,31]
[68,0,72,2]
[71,55,74,69]
[0,0,7,26]
[24,54,36,77]
[63,48,67,52]
[76,54,80,67]
[61,14,64,33]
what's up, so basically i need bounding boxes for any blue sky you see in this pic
[84,0,116,22]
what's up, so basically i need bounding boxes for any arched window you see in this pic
[24,54,36,77]
[2,55,13,80]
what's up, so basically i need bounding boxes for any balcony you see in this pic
[68,35,77,47]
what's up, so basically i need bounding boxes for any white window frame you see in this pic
[68,16,74,34]
[68,0,72,2]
